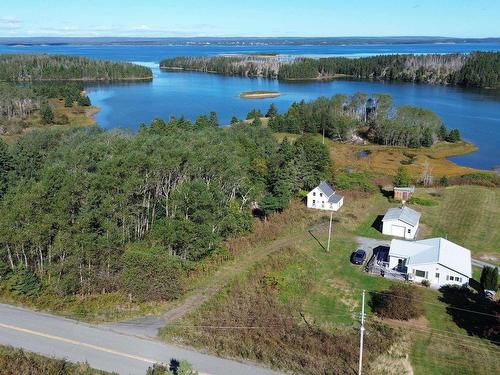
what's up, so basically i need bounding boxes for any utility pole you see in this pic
[322,127,325,144]
[358,290,365,375]
[326,211,333,252]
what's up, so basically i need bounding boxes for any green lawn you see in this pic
[421,185,500,260]
[353,185,500,261]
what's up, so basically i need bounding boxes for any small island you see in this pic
[240,91,281,99]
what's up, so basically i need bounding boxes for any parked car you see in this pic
[351,249,367,265]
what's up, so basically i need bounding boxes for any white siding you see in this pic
[307,188,343,211]
[382,219,418,239]
[406,263,469,288]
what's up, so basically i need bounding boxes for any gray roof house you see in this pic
[307,181,344,211]
[382,206,421,239]
[388,237,472,288]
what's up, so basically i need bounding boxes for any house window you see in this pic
[320,193,323,197]
[415,270,426,278]
[398,259,403,265]
[407,229,411,234]
[435,273,440,278]
[313,192,316,196]
[312,200,316,205]
[459,277,462,282]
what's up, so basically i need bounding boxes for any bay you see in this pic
[1,42,499,170]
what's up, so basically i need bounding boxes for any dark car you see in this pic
[351,249,367,265]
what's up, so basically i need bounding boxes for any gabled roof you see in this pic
[382,206,421,227]
[328,194,343,204]
[389,238,472,278]
[317,181,335,197]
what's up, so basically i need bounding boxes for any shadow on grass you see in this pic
[379,186,393,200]
[439,286,500,344]
[308,230,326,250]
[371,215,384,233]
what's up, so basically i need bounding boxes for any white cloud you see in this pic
[9,20,223,37]
[0,16,21,30]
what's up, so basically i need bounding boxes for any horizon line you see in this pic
[1,35,500,40]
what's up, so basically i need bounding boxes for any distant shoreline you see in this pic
[2,36,500,47]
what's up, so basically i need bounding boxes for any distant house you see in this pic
[388,238,472,288]
[394,186,415,202]
[382,206,421,239]
[307,181,344,211]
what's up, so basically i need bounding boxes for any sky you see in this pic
[0,0,499,38]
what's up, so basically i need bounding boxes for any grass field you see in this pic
[2,98,99,143]
[274,132,479,177]
[0,345,111,374]
[420,186,500,261]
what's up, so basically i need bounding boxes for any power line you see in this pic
[370,290,499,319]
[386,321,500,354]
[379,318,500,346]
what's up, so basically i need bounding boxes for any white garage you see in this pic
[382,206,421,240]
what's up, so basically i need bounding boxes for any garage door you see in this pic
[391,225,405,238]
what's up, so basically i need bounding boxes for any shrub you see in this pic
[121,244,184,302]
[252,117,262,127]
[370,284,424,320]
[8,268,42,296]
[0,258,11,279]
[393,166,412,187]
[40,104,54,124]
[77,95,91,106]
[146,360,198,375]
[64,95,73,107]
[453,172,500,187]
[421,279,431,287]
[446,128,461,142]
[480,266,498,291]
[440,175,449,186]
[246,108,263,120]
[334,170,376,192]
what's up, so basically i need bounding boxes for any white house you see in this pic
[307,181,344,211]
[388,238,472,288]
[382,206,421,239]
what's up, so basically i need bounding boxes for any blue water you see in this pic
[1,43,499,170]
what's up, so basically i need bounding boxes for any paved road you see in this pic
[471,259,498,269]
[0,303,282,375]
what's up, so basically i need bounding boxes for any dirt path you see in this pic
[101,222,329,338]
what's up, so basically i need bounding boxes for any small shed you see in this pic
[307,181,344,211]
[382,206,420,239]
[394,186,415,202]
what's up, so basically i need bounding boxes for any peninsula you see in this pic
[160,52,500,88]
